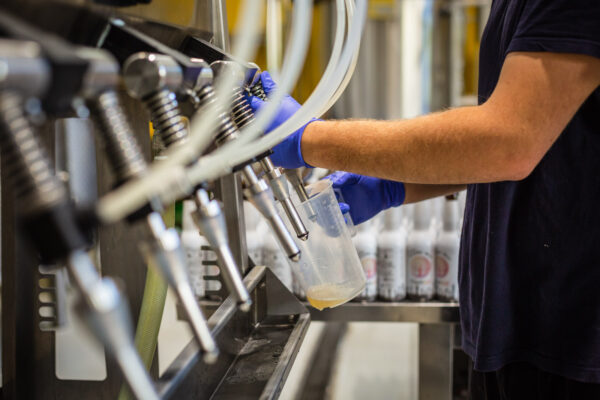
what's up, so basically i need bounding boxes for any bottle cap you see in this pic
[357,219,372,233]
[413,201,431,230]
[442,198,460,231]
[383,207,403,230]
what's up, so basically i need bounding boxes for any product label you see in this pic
[357,249,377,300]
[407,248,434,298]
[377,246,406,301]
[435,247,459,301]
[263,249,293,291]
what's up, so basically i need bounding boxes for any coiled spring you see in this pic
[250,80,268,101]
[144,89,188,148]
[196,84,239,145]
[95,91,148,183]
[0,91,66,214]
[230,87,254,129]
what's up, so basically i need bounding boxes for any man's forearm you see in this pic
[300,52,600,185]
[301,105,533,185]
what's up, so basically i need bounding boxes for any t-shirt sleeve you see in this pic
[508,0,600,59]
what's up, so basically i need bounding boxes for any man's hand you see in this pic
[249,71,316,169]
[327,171,405,224]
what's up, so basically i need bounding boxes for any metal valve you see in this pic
[250,74,318,221]
[0,42,159,398]
[122,52,253,309]
[193,72,302,261]
[192,189,252,310]
[80,48,218,360]
[212,60,310,240]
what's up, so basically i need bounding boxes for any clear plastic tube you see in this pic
[186,0,367,184]
[96,0,264,224]
[321,0,360,114]
[239,0,365,154]
[183,0,349,185]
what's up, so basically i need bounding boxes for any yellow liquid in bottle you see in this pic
[306,284,358,311]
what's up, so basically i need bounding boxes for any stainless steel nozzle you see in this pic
[284,169,317,221]
[192,189,252,312]
[260,158,308,241]
[143,212,219,363]
[68,250,159,400]
[242,166,301,262]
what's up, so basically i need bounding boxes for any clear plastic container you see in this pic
[281,179,366,310]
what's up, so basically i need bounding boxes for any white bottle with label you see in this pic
[435,197,461,301]
[377,207,407,301]
[407,201,435,301]
[262,225,293,291]
[353,220,377,301]
[181,200,206,298]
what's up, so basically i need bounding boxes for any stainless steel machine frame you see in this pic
[309,302,460,400]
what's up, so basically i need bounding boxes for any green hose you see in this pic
[118,263,168,400]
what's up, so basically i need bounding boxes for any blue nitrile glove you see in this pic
[249,71,318,169]
[327,171,406,224]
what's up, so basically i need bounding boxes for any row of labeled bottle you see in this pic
[354,196,463,302]
[182,194,463,303]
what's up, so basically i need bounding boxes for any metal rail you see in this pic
[307,301,459,323]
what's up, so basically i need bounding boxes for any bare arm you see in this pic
[302,52,600,184]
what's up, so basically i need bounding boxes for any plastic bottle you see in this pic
[353,220,377,301]
[262,224,293,291]
[377,207,407,301]
[244,201,264,266]
[435,197,461,301]
[407,201,435,301]
[181,200,206,298]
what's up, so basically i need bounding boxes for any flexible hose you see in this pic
[96,0,265,224]
[117,263,168,400]
[185,0,367,184]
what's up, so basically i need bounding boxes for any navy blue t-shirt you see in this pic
[460,0,600,383]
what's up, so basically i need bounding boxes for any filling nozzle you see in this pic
[68,251,159,400]
[216,62,311,235]
[260,158,308,240]
[141,212,219,362]
[242,165,301,262]
[123,52,251,310]
[284,168,317,221]
[0,66,158,399]
[191,189,252,311]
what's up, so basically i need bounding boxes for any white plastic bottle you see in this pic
[435,197,461,301]
[244,201,264,266]
[181,200,207,298]
[377,207,407,301]
[262,226,293,291]
[353,220,377,301]
[407,201,435,301]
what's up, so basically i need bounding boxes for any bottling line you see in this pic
[0,1,470,399]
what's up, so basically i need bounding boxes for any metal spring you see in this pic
[143,89,188,148]
[250,80,268,101]
[196,84,239,145]
[230,87,255,129]
[0,91,66,214]
[95,91,148,182]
